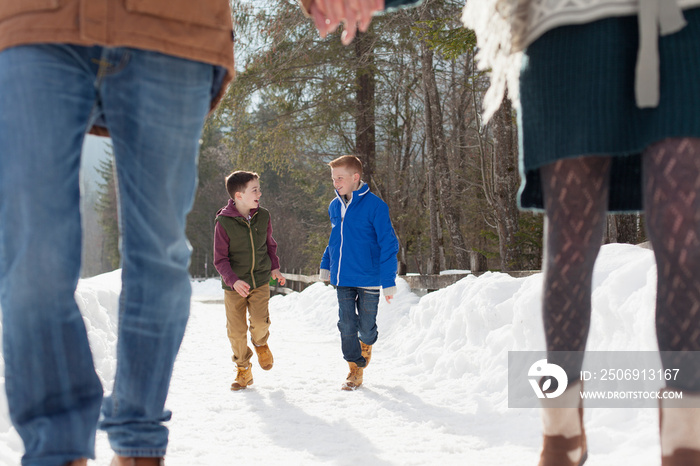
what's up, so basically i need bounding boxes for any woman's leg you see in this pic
[541,155,611,381]
[644,137,700,385]
[643,137,700,461]
[538,155,611,466]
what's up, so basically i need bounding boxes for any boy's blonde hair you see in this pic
[329,155,363,177]
[225,170,259,199]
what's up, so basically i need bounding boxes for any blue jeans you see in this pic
[336,287,380,366]
[0,45,217,465]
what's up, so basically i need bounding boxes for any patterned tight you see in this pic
[541,137,700,390]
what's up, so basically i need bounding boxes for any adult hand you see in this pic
[271,269,286,286]
[233,279,251,298]
[310,0,384,45]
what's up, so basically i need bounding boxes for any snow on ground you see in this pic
[0,243,664,465]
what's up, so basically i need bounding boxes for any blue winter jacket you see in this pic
[320,183,399,290]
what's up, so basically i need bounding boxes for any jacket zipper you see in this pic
[337,216,344,285]
[246,215,257,289]
[336,195,352,285]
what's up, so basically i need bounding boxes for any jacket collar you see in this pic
[335,181,369,204]
[217,198,258,220]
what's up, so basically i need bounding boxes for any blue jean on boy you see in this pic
[336,287,380,366]
[0,44,218,465]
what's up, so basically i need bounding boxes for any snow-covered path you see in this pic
[158,282,525,466]
[1,244,669,465]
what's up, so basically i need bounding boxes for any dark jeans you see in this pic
[336,287,380,366]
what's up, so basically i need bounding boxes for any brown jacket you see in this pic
[0,0,235,134]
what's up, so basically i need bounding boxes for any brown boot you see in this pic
[539,381,587,466]
[231,365,253,391]
[660,388,700,465]
[254,344,274,370]
[110,456,164,466]
[64,460,88,466]
[360,342,372,367]
[342,362,364,391]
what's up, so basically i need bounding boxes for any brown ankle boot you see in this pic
[539,406,587,466]
[254,344,274,370]
[110,456,164,466]
[660,388,700,465]
[231,365,253,391]
[539,381,587,466]
[64,460,88,466]
[342,362,364,391]
[663,450,700,466]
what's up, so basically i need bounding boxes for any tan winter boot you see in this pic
[660,388,700,465]
[341,362,364,391]
[231,365,253,391]
[360,342,372,367]
[539,380,587,466]
[254,344,274,370]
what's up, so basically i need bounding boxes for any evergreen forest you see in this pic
[91,0,644,279]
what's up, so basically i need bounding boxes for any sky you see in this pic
[0,243,667,465]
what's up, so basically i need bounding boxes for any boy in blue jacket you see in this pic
[320,155,399,390]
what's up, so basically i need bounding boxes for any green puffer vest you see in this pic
[215,208,272,291]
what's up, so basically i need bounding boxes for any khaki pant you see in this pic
[224,284,271,368]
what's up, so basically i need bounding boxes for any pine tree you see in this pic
[95,151,120,271]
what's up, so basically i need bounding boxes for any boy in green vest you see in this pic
[214,171,286,390]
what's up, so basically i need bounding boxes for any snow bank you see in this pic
[191,277,225,301]
[74,270,122,386]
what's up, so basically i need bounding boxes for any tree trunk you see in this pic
[420,37,469,270]
[469,251,487,273]
[427,168,441,274]
[355,30,376,190]
[490,94,521,271]
[606,214,639,244]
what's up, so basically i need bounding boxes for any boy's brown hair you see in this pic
[225,171,259,199]
[329,155,363,177]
